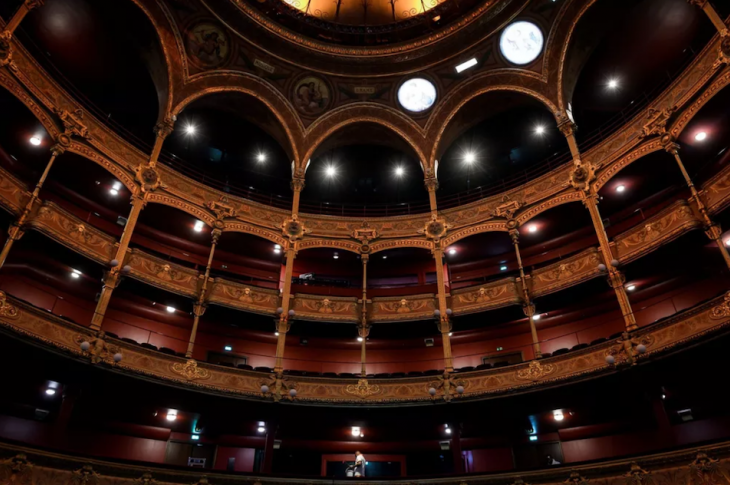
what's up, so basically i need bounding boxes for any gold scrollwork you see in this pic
[345,379,382,399]
[0,291,19,319]
[515,361,556,382]
[171,360,211,381]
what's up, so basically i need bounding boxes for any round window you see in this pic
[398,78,437,113]
[499,21,544,65]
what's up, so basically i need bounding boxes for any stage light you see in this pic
[553,410,564,421]
[185,125,196,136]
[395,166,405,177]
[166,306,176,313]
[224,345,232,351]
[29,135,42,146]
[528,224,538,233]
[534,125,546,135]
[326,165,337,177]
[257,153,266,163]
[695,132,707,142]
[45,388,56,396]
[448,248,457,255]
[616,184,626,193]
[627,285,636,292]
[464,152,476,165]
[500,265,507,271]
[194,220,205,232]
[607,79,619,90]
[455,58,478,73]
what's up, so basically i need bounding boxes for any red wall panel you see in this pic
[214,446,256,472]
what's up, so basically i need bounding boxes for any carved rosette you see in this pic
[0,31,12,68]
[605,333,654,365]
[281,215,308,241]
[0,291,19,319]
[640,106,677,139]
[625,463,651,485]
[70,465,100,485]
[171,360,211,381]
[0,453,33,485]
[515,360,556,382]
[569,162,596,192]
[345,379,382,399]
[135,164,164,193]
[710,292,730,319]
[421,214,450,241]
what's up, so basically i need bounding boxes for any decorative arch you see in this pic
[145,193,218,227]
[224,222,289,248]
[301,103,427,170]
[441,222,509,248]
[67,143,137,194]
[426,76,560,166]
[670,70,730,140]
[369,239,434,254]
[515,191,583,225]
[593,139,664,192]
[171,78,304,163]
[0,75,62,140]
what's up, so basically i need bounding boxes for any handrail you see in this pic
[12,27,700,218]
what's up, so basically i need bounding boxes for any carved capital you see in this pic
[0,31,12,68]
[193,302,207,318]
[424,176,439,192]
[290,177,306,192]
[606,270,626,289]
[357,322,371,338]
[557,115,577,138]
[640,106,677,139]
[663,141,680,155]
[420,214,450,241]
[211,228,222,245]
[24,0,45,10]
[569,162,596,192]
[281,214,309,241]
[717,36,730,68]
[50,143,66,157]
[134,163,165,193]
[54,108,90,141]
[153,116,176,139]
[509,228,520,245]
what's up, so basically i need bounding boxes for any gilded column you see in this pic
[1,0,44,67]
[0,144,63,269]
[274,246,296,374]
[186,229,221,358]
[359,254,369,377]
[425,176,439,214]
[561,116,636,331]
[666,143,730,268]
[433,247,454,372]
[687,0,729,34]
[90,192,147,331]
[509,228,542,358]
[291,177,305,216]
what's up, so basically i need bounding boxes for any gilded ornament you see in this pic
[206,198,237,221]
[76,332,122,364]
[171,360,211,381]
[352,222,379,244]
[0,453,33,485]
[640,107,677,138]
[0,291,19,319]
[711,292,730,319]
[569,162,596,191]
[516,360,556,382]
[345,379,382,399]
[281,215,308,241]
[625,463,651,485]
[687,452,730,485]
[70,465,100,485]
[420,214,450,241]
[260,374,297,402]
[134,473,157,485]
[565,471,589,485]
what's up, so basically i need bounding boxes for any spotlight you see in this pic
[224,345,233,351]
[607,79,619,90]
[616,184,626,193]
[325,165,337,177]
[532,314,541,321]
[351,426,361,437]
[448,248,457,255]
[109,189,119,196]
[257,153,267,163]
[275,332,280,336]
[166,306,176,313]
[194,220,205,232]
[274,244,281,254]
[357,337,363,342]
[528,224,538,233]
[445,428,452,434]
[534,125,546,135]
[553,410,564,421]
[695,132,707,142]
[185,125,196,136]
[29,135,42,146]
[395,166,405,177]
[500,265,507,271]
[333,253,339,259]
[463,152,476,165]
[166,411,177,421]
[257,426,266,433]
[71,269,81,279]
[45,388,56,396]
[626,285,636,292]
[529,435,538,441]
[191,435,200,441]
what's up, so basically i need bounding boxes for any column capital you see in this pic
[424,176,439,192]
[290,177,306,192]
[508,227,519,244]
[361,253,369,263]
[557,117,577,139]
[50,143,66,157]
[276,317,292,333]
[153,116,177,139]
[211,228,222,245]
[24,0,45,9]
[705,223,723,241]
[358,322,371,338]
[522,302,535,317]
[606,270,626,289]
[663,141,680,154]
[193,302,207,317]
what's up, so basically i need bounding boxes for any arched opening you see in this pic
[164,92,294,205]
[566,0,715,144]
[435,91,568,207]
[303,122,428,215]
[4,0,168,145]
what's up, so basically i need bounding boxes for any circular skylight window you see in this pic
[398,78,437,113]
[499,21,544,65]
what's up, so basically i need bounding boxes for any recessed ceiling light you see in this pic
[534,125,546,135]
[455,58,478,73]
[553,410,564,421]
[109,189,119,196]
[607,79,619,89]
[166,411,177,421]
[257,153,267,162]
[695,132,707,142]
[45,388,56,396]
[448,248,457,255]
[275,332,280,336]
[528,224,538,233]
[382,255,387,259]
[71,269,81,279]
[333,253,339,259]
[395,166,405,177]
[357,337,363,342]
[351,426,361,437]
[616,184,626,193]
[257,426,266,433]
[532,314,541,321]
[29,135,42,146]
[194,220,205,232]
[500,265,507,271]
[464,152,476,165]
[529,435,538,441]
[626,285,636,292]
[326,165,337,177]
[224,345,232,351]
[166,306,176,313]
[185,125,196,135]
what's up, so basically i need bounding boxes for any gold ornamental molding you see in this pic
[0,291,729,405]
